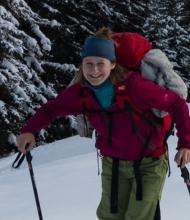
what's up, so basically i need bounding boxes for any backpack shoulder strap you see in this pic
[79,86,92,112]
[115,76,161,128]
[114,72,135,109]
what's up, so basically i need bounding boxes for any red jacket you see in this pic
[22,72,190,160]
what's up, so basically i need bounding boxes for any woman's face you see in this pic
[82,56,115,86]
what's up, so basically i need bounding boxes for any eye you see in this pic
[85,62,93,67]
[97,62,104,67]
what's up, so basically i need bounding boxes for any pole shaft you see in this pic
[26,152,43,220]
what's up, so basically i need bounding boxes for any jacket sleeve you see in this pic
[129,75,190,149]
[21,84,82,134]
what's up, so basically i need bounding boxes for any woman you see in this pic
[16,28,190,220]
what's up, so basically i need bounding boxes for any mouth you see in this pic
[89,74,102,79]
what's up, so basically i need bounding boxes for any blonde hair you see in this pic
[76,27,128,86]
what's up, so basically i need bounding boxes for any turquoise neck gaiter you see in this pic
[90,79,114,110]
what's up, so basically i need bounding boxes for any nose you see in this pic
[91,64,99,74]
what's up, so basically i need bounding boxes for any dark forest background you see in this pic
[0,0,190,156]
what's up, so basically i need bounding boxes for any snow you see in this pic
[0,5,19,26]
[0,72,7,83]
[14,84,30,101]
[42,3,60,14]
[0,135,189,220]
[2,59,19,73]
[41,61,77,73]
[0,5,56,120]
[25,37,42,56]
[31,24,51,52]
[0,100,5,109]
[24,56,44,73]
[50,19,61,27]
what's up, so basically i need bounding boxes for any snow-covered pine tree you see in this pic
[0,0,189,156]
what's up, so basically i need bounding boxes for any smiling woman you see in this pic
[16,27,190,220]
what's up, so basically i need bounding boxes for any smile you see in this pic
[89,75,102,79]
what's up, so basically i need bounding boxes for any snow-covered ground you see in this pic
[0,135,189,220]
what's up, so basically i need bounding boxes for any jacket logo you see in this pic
[118,85,126,91]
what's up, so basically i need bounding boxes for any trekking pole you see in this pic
[180,166,190,195]
[26,151,43,220]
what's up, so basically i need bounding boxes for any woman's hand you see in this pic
[16,133,36,154]
[175,148,190,167]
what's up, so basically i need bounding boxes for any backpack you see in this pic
[73,32,187,137]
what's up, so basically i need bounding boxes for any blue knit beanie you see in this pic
[81,36,116,61]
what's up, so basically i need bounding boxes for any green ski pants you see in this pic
[96,155,168,220]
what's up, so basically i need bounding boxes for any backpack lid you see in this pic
[112,32,152,70]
